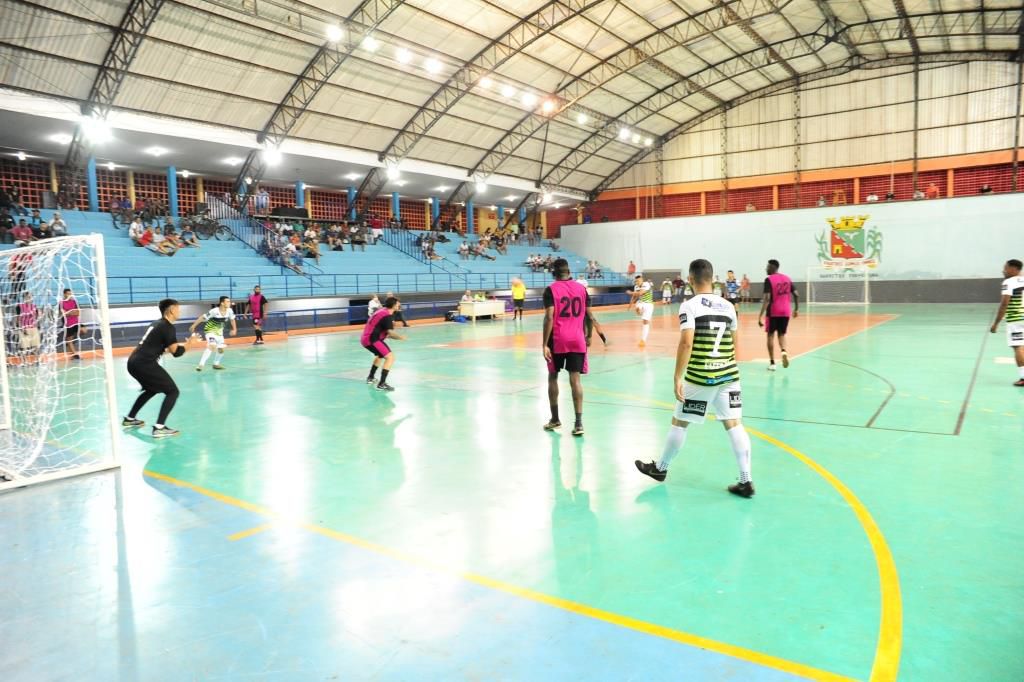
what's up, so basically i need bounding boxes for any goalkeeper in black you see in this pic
[122,298,186,438]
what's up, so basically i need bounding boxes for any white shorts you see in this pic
[20,327,40,350]
[205,333,226,348]
[1008,322,1024,347]
[662,291,672,301]
[636,302,654,321]
[673,381,742,424]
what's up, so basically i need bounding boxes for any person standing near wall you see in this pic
[990,259,1024,386]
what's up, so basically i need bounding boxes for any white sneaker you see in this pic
[781,351,790,368]
[767,363,777,372]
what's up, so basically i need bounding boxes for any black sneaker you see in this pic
[543,420,561,431]
[152,426,180,439]
[572,423,584,437]
[635,460,666,482]
[121,417,144,428]
[376,382,395,392]
[366,377,377,384]
[728,481,755,498]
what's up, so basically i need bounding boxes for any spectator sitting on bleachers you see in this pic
[352,225,367,252]
[29,209,42,230]
[50,212,68,235]
[281,242,303,274]
[128,219,144,244]
[148,227,177,256]
[37,222,55,240]
[179,223,200,247]
[0,209,13,243]
[548,240,559,251]
[472,242,496,261]
[865,192,879,202]
[979,184,993,194]
[3,186,28,216]
[458,240,469,260]
[303,229,322,264]
[326,223,343,251]
[11,219,34,246]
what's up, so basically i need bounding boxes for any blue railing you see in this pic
[379,228,470,277]
[104,271,616,304]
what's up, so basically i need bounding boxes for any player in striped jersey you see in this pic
[188,296,237,371]
[628,275,655,347]
[990,258,1024,386]
[635,259,755,498]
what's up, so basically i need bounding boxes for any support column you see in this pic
[424,200,430,228]
[295,181,305,208]
[700,191,706,215]
[853,178,860,204]
[946,169,955,197]
[127,170,136,206]
[912,57,920,192]
[49,161,58,193]
[431,197,440,226]
[518,205,527,226]
[497,205,505,227]
[635,196,640,219]
[1012,60,1023,192]
[347,187,356,221]
[391,192,400,221]
[86,156,98,212]
[466,199,475,235]
[793,78,802,207]
[720,109,729,212]
[195,175,204,204]
[304,188,311,218]
[167,166,179,219]
[772,185,779,210]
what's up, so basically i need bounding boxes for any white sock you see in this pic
[641,323,650,342]
[214,351,224,365]
[1018,365,1024,379]
[198,347,212,367]
[155,423,164,429]
[727,425,752,483]
[657,425,687,471]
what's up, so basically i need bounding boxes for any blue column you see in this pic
[431,197,440,224]
[167,166,179,219]
[466,199,474,235]
[391,192,400,221]
[518,205,527,225]
[497,205,505,226]
[86,156,98,212]
[347,186,356,220]
[295,181,305,208]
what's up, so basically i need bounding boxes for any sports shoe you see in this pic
[212,364,225,370]
[366,377,377,384]
[767,363,777,372]
[121,417,144,428]
[152,426,180,439]
[195,366,202,372]
[638,339,646,348]
[572,423,584,437]
[728,481,755,498]
[635,460,666,482]
[376,382,395,392]
[543,420,561,431]
[255,339,264,345]
[1015,379,1024,387]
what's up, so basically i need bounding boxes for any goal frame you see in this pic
[0,234,121,491]
[806,265,872,306]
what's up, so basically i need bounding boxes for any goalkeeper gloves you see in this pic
[172,346,186,358]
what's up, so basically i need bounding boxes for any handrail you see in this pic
[208,196,321,280]
[378,228,471,277]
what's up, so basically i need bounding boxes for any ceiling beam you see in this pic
[892,0,921,54]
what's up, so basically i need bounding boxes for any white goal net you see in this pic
[806,265,872,305]
[0,235,120,490]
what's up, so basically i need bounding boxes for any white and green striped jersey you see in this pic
[678,293,739,386]
[1003,276,1024,323]
[202,307,235,335]
[634,281,654,304]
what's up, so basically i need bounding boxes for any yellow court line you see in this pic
[227,523,273,542]
[584,385,903,682]
[143,468,854,682]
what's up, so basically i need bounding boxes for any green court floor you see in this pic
[3,302,1022,681]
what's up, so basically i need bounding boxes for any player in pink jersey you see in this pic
[60,288,81,360]
[362,296,407,391]
[542,258,607,436]
[246,285,268,345]
[757,259,799,371]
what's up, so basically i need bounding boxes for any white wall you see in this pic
[561,193,1024,281]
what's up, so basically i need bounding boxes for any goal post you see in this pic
[806,265,872,305]
[0,234,120,491]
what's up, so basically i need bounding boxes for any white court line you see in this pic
[994,357,1015,365]
[788,315,898,361]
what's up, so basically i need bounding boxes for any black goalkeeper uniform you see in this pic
[128,318,179,395]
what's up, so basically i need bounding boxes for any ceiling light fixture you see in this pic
[644,137,653,147]
[479,76,493,89]
[576,113,588,125]
[81,117,112,144]
[541,99,556,114]
[501,85,516,99]
[49,133,73,145]
[386,166,401,180]
[475,181,488,194]
[554,203,562,209]
[362,35,379,52]
[542,193,553,203]
[521,93,538,107]
[244,176,253,185]
[425,58,443,74]
[181,170,191,178]
[396,47,412,64]
[631,133,641,144]
[325,24,344,43]
[16,151,26,161]
[394,180,407,186]
[144,146,168,156]
[436,185,449,192]
[344,172,360,181]
[618,127,630,141]
[223,156,243,165]
[106,161,115,170]
[489,205,497,210]
[262,146,282,165]
[505,194,517,201]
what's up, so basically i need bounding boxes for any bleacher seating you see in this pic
[0,211,624,304]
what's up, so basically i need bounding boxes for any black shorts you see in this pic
[364,341,391,358]
[767,316,790,335]
[513,299,524,309]
[548,352,586,374]
[127,357,178,394]
[62,325,79,342]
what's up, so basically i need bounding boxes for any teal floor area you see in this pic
[1,303,1022,681]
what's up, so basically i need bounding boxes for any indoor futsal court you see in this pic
[2,302,1020,681]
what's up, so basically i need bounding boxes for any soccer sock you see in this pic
[214,351,224,365]
[574,411,582,426]
[379,369,389,385]
[368,364,378,380]
[657,425,687,471]
[641,323,650,342]
[1018,365,1024,379]
[198,347,212,367]
[727,425,752,484]
[550,405,560,422]
[255,328,263,340]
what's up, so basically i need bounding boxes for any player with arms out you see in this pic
[189,296,237,371]
[511,277,527,321]
[757,259,798,371]
[542,258,607,436]
[635,259,755,497]
[247,285,268,345]
[363,296,407,391]
[990,258,1024,386]
[628,274,655,347]
[122,298,186,438]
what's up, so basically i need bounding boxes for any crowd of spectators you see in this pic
[1,206,69,245]
[255,219,380,273]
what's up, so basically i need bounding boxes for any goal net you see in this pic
[0,235,120,490]
[806,265,872,305]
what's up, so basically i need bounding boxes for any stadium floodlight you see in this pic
[325,25,344,43]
